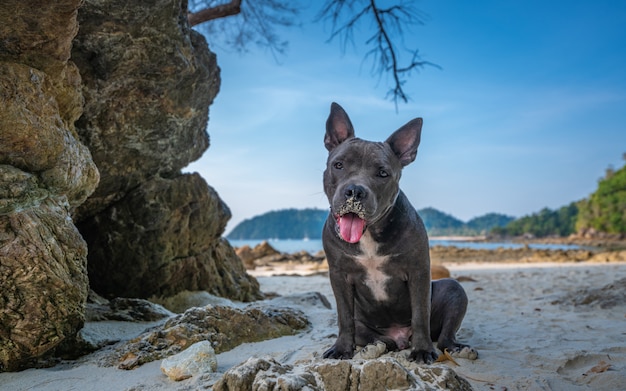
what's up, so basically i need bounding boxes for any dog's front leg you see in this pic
[323,271,356,359]
[407,271,438,363]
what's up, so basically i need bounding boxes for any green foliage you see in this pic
[466,213,516,234]
[491,203,579,237]
[491,157,626,238]
[419,207,464,235]
[227,208,329,240]
[420,207,513,236]
[227,207,514,239]
[576,162,626,234]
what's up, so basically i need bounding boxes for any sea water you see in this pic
[228,238,584,254]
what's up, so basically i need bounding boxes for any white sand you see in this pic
[1,262,625,391]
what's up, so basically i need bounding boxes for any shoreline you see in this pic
[230,236,626,259]
[428,235,488,241]
[240,239,626,278]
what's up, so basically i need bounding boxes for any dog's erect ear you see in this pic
[385,118,423,166]
[325,102,355,151]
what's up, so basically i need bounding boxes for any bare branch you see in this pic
[188,0,299,56]
[370,2,404,102]
[319,0,437,107]
[188,0,242,26]
[188,0,435,105]
[316,1,371,53]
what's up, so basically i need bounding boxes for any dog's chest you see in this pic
[355,232,392,302]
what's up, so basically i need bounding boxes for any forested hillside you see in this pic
[576,162,626,234]
[467,213,517,232]
[227,209,328,240]
[490,203,579,237]
[419,207,513,236]
[228,207,513,239]
[493,158,625,238]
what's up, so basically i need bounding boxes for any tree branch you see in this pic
[369,1,406,103]
[319,0,436,107]
[188,0,242,27]
[320,3,371,52]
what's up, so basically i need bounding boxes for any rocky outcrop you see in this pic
[84,290,173,323]
[79,173,258,299]
[0,0,99,371]
[213,356,474,391]
[430,245,598,264]
[237,241,329,276]
[71,0,260,301]
[237,241,282,269]
[100,304,309,370]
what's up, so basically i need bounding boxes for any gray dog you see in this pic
[322,102,473,363]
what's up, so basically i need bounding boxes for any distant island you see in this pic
[227,208,328,240]
[419,208,514,237]
[227,207,514,240]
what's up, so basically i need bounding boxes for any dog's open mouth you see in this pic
[334,197,367,243]
[335,212,366,243]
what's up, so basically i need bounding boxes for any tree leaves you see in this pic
[576,160,626,234]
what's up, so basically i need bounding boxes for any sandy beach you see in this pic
[1,260,625,390]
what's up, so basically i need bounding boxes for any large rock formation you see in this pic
[71,0,260,301]
[0,0,99,371]
[1,0,261,371]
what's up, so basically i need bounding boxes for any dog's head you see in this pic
[323,102,422,243]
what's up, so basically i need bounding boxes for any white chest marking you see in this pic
[355,232,391,302]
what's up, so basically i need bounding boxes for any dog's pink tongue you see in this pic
[338,213,366,243]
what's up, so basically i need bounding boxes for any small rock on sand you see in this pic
[160,341,217,381]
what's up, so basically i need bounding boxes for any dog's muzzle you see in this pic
[335,197,367,243]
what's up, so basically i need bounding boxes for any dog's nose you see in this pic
[344,184,367,201]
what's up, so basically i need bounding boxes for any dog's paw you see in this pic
[407,348,438,364]
[323,344,355,360]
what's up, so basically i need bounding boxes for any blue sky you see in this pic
[185,0,626,233]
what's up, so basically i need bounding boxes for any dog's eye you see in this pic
[378,169,389,178]
[333,162,343,170]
